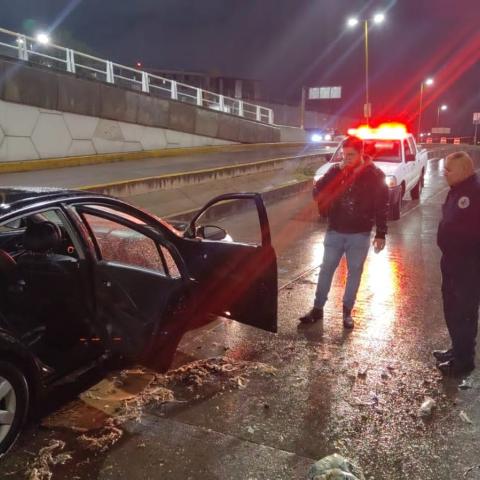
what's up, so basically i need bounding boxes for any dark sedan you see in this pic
[0,187,278,456]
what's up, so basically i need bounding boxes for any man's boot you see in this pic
[343,305,354,329]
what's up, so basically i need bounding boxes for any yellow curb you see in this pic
[78,152,324,192]
[0,142,309,174]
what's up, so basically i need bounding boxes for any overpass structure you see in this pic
[0,27,308,164]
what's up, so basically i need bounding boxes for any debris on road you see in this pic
[165,356,277,390]
[357,366,369,378]
[459,410,473,424]
[77,418,124,453]
[26,440,72,480]
[307,454,365,480]
[418,396,436,418]
[464,464,480,478]
[459,379,473,390]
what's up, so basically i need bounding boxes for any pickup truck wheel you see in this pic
[411,176,423,200]
[0,361,29,457]
[390,196,401,220]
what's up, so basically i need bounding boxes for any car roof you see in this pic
[0,187,99,217]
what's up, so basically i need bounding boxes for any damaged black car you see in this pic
[0,187,278,456]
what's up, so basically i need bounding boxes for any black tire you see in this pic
[0,361,29,457]
[390,196,401,220]
[411,173,423,200]
[411,180,421,200]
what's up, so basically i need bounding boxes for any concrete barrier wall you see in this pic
[278,125,309,142]
[0,98,234,162]
[83,152,328,198]
[0,57,282,162]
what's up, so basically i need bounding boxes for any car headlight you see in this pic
[385,175,397,188]
[311,133,323,142]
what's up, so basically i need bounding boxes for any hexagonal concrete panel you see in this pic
[140,127,167,150]
[31,113,72,158]
[123,141,143,152]
[0,137,39,162]
[68,140,96,156]
[64,113,99,140]
[0,126,4,147]
[119,122,144,142]
[92,138,125,154]
[0,99,40,137]
[94,119,124,141]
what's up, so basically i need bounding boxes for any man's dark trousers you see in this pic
[441,257,480,365]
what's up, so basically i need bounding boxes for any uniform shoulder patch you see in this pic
[458,196,470,209]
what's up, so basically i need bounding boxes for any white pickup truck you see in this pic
[313,126,428,220]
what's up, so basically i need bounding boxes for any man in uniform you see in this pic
[434,151,480,375]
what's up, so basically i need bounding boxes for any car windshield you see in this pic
[330,139,402,163]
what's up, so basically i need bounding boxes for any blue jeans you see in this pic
[314,230,371,311]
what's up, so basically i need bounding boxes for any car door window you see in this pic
[81,212,177,276]
[82,213,164,272]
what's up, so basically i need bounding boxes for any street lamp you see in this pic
[347,12,386,124]
[437,104,448,126]
[417,77,434,141]
[36,32,50,45]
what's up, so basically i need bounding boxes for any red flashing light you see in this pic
[136,61,143,68]
[348,122,409,140]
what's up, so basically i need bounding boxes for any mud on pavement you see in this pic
[2,262,480,479]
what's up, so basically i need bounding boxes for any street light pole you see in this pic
[437,104,448,126]
[347,13,384,125]
[364,20,370,125]
[417,78,433,141]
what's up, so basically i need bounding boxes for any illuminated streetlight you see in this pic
[373,13,385,24]
[36,33,50,45]
[346,13,387,124]
[417,77,434,141]
[437,104,448,126]
[347,17,359,27]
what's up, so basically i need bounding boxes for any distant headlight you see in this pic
[385,175,397,188]
[311,133,323,142]
[324,134,332,141]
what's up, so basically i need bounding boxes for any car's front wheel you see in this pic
[0,361,29,457]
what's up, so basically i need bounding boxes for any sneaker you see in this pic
[299,307,323,324]
[343,306,354,329]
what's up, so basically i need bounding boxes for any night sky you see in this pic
[1,0,479,134]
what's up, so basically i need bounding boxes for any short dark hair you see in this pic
[342,135,363,153]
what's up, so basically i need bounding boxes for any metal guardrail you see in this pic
[0,27,274,125]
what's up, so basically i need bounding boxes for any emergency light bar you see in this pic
[348,123,408,140]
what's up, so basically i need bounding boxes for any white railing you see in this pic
[0,27,274,125]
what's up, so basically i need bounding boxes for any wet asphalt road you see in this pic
[3,153,480,479]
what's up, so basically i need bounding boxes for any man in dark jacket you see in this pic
[300,135,389,328]
[434,151,480,375]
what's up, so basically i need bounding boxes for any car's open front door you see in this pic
[178,193,278,333]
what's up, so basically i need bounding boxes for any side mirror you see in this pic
[196,225,227,241]
[405,153,415,162]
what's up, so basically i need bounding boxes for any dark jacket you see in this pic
[313,162,389,239]
[437,173,480,272]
